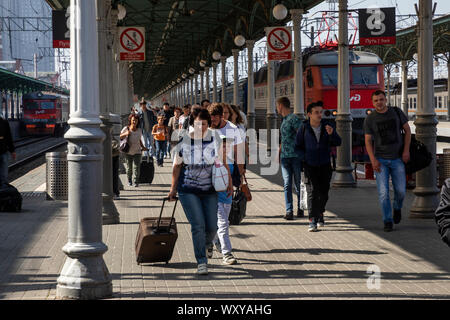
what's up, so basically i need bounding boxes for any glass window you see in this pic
[321,67,338,87]
[434,96,437,108]
[438,96,442,108]
[24,101,39,110]
[351,66,378,86]
[40,101,55,109]
[413,97,417,109]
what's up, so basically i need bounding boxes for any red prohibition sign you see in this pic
[120,28,144,52]
[268,27,291,52]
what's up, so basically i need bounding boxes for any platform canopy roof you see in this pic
[0,68,69,95]
[45,0,325,98]
[359,14,450,64]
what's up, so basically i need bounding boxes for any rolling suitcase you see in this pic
[139,155,155,184]
[0,183,22,212]
[135,197,178,264]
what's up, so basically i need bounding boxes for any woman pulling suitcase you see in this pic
[168,109,233,275]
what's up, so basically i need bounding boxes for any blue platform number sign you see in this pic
[52,8,70,48]
[358,7,396,46]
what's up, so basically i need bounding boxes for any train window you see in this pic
[351,66,378,86]
[291,81,294,94]
[438,96,442,108]
[24,101,39,110]
[434,97,437,108]
[307,69,314,87]
[320,67,337,87]
[40,101,55,109]
[413,97,417,109]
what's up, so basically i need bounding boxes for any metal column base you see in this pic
[409,189,439,219]
[332,167,356,188]
[102,195,120,225]
[56,242,112,299]
[247,112,255,130]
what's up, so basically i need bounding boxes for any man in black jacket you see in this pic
[0,117,16,187]
[435,179,450,247]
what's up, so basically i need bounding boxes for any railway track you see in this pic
[9,137,68,171]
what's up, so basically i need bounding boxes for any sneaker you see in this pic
[308,219,318,232]
[133,183,139,187]
[197,263,208,275]
[317,215,325,228]
[222,253,237,265]
[384,222,393,232]
[206,244,213,259]
[127,182,132,187]
[393,209,402,224]
[214,241,222,253]
[283,212,294,220]
[113,194,120,200]
[297,209,304,218]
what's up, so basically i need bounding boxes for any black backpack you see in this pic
[392,107,432,174]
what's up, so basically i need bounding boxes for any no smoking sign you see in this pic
[119,27,146,61]
[266,26,292,61]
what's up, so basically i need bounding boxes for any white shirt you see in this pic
[216,121,243,164]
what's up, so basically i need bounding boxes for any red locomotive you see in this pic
[22,92,69,136]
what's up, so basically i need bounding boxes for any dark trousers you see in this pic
[304,163,333,221]
[112,155,120,196]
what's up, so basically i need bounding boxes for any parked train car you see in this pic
[22,92,69,136]
[389,78,448,119]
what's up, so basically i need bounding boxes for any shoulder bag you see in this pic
[212,160,229,192]
[120,127,130,153]
[392,107,432,174]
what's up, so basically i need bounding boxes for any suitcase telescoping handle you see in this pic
[156,197,178,233]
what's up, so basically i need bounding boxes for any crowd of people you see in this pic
[120,90,450,275]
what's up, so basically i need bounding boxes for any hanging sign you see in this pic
[359,7,396,45]
[52,9,70,48]
[118,27,146,61]
[266,26,292,61]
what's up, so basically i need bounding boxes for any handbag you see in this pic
[119,127,130,153]
[392,108,432,174]
[212,160,229,192]
[240,175,252,202]
[229,187,247,225]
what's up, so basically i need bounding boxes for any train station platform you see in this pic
[1,157,450,300]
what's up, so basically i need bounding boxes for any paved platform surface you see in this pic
[1,157,450,300]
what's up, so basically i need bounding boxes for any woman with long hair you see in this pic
[120,113,148,187]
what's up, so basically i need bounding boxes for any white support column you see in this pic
[410,0,439,218]
[56,0,112,299]
[266,59,276,152]
[205,66,210,102]
[246,40,255,129]
[212,62,218,102]
[291,9,305,120]
[232,49,240,106]
[200,70,204,102]
[221,56,227,102]
[332,0,356,187]
[194,74,199,104]
[401,60,409,118]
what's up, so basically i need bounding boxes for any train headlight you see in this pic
[366,109,372,115]
[324,110,331,117]
[332,110,337,116]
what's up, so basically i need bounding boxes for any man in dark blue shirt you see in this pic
[296,101,341,232]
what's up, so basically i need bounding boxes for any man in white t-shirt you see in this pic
[207,103,245,266]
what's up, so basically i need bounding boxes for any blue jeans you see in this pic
[155,140,166,165]
[375,157,406,223]
[141,130,154,157]
[280,157,302,213]
[178,191,218,264]
[0,152,9,187]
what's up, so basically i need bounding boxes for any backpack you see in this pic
[392,107,432,174]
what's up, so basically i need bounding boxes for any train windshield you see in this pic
[352,66,378,86]
[40,101,55,109]
[24,101,39,110]
[321,67,337,87]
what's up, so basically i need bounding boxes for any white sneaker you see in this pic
[222,253,237,265]
[197,263,208,275]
